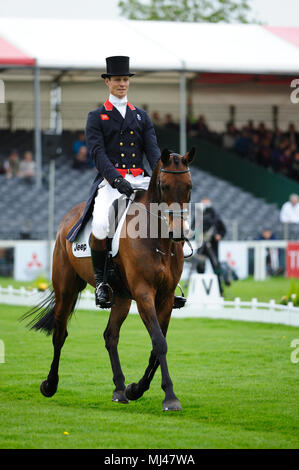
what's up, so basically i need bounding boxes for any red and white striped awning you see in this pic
[0,34,35,66]
[264,26,299,49]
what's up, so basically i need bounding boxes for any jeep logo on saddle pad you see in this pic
[74,243,87,252]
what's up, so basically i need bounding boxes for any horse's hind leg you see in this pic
[40,243,85,397]
[40,293,78,397]
[103,296,131,404]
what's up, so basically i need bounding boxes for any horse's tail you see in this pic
[20,287,81,336]
[19,289,56,336]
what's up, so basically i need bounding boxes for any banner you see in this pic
[14,241,54,281]
[286,242,299,278]
[219,241,248,279]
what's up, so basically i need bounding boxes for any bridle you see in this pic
[130,165,193,257]
[157,167,191,220]
[133,166,191,222]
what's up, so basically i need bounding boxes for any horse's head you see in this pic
[158,147,195,242]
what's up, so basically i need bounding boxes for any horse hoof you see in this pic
[40,380,57,398]
[112,390,129,404]
[163,399,182,411]
[125,383,142,401]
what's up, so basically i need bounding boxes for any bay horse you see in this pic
[22,147,195,411]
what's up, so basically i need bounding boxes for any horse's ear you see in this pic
[185,147,196,165]
[160,148,171,165]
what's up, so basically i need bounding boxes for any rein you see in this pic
[155,238,193,258]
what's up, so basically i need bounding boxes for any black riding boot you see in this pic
[90,248,111,308]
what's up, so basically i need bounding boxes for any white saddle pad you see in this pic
[72,200,130,258]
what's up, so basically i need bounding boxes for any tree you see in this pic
[118,0,256,23]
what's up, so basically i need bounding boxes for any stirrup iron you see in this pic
[173,284,187,309]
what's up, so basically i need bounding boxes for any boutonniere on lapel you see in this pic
[100,114,110,120]
[137,114,141,121]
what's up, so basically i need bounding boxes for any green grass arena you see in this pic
[1,283,299,449]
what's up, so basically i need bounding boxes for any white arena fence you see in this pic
[1,285,299,327]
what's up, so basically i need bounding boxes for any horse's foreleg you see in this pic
[125,350,160,401]
[125,314,170,401]
[159,345,181,411]
[127,291,181,411]
[153,298,181,411]
[103,297,131,404]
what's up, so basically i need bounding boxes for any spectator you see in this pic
[289,151,299,181]
[270,141,284,172]
[191,115,210,139]
[20,219,32,239]
[257,228,282,276]
[72,131,86,156]
[257,121,267,140]
[280,146,295,176]
[4,150,21,178]
[285,123,299,147]
[72,145,90,171]
[257,228,276,241]
[193,197,227,295]
[151,111,163,127]
[280,194,299,224]
[247,133,260,163]
[234,127,251,157]
[19,151,36,183]
[164,113,178,130]
[247,120,255,136]
[273,127,284,148]
[222,122,237,150]
[258,135,273,169]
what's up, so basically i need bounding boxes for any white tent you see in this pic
[1,18,299,187]
[1,18,299,73]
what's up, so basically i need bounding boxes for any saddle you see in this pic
[72,195,131,259]
[72,194,186,308]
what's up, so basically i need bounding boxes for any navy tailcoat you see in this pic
[66,99,161,242]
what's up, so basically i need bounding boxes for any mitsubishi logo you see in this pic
[27,253,42,269]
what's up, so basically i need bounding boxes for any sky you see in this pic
[0,0,299,27]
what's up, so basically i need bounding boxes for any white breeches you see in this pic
[91,173,150,240]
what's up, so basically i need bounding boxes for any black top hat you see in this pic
[101,56,135,79]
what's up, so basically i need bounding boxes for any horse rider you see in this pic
[67,56,161,308]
